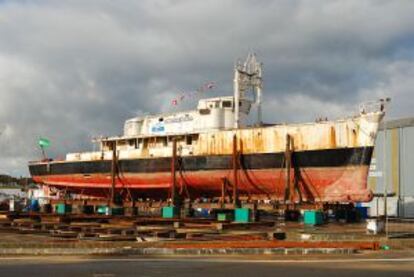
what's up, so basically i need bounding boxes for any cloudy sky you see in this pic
[1,0,414,176]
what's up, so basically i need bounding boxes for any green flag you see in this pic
[38,138,51,148]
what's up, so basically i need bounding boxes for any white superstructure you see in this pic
[123,96,253,137]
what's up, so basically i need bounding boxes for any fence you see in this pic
[386,217,414,238]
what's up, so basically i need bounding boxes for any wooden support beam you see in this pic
[171,139,177,206]
[220,177,227,207]
[110,142,117,205]
[232,134,239,208]
[284,134,292,204]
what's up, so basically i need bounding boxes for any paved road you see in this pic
[0,257,413,277]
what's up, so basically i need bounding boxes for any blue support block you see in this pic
[356,207,369,219]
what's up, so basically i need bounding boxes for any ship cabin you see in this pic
[69,96,255,161]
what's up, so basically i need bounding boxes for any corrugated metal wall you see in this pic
[368,118,414,217]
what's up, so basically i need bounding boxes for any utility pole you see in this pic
[381,98,391,237]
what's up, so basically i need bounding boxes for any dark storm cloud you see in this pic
[1,0,414,175]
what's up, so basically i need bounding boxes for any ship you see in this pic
[28,54,385,204]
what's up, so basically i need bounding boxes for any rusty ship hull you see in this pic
[29,147,373,202]
[29,110,382,203]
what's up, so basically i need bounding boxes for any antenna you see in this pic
[233,53,263,128]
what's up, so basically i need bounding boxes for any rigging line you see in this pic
[177,158,190,199]
[114,155,135,202]
[182,161,190,198]
[238,156,270,197]
[63,186,69,199]
[277,154,285,197]
[298,168,321,202]
[116,163,133,202]
[291,163,304,203]
[79,188,85,199]
[104,184,111,201]
[177,158,184,195]
[221,155,234,188]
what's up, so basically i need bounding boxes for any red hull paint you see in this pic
[32,165,372,202]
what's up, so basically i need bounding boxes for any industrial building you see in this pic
[367,117,414,217]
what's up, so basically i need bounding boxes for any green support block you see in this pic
[217,213,230,221]
[235,208,251,223]
[55,204,72,215]
[162,206,180,218]
[304,210,324,225]
[96,205,109,215]
[96,206,124,215]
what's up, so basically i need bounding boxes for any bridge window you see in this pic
[199,108,211,115]
[156,137,167,147]
[129,139,137,148]
[222,101,232,108]
[186,135,192,145]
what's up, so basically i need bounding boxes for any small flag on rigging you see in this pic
[171,81,216,106]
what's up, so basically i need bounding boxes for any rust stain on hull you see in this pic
[34,165,372,203]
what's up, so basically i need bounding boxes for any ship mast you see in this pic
[233,53,263,128]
